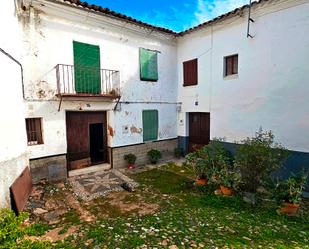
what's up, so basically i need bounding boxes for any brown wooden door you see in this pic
[189,112,210,152]
[66,112,107,170]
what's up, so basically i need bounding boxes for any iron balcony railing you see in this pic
[56,64,120,97]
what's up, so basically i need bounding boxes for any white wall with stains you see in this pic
[19,0,178,159]
[177,0,309,153]
[0,0,29,208]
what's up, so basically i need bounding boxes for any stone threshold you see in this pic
[68,163,111,177]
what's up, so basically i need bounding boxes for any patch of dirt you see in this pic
[26,180,95,225]
[106,191,159,216]
[65,193,95,222]
[24,226,79,242]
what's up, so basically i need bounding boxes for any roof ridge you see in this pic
[51,0,268,36]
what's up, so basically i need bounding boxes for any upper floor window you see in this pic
[183,58,198,86]
[224,54,238,77]
[26,118,43,146]
[139,48,158,81]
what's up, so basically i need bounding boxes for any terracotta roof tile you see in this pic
[52,0,269,36]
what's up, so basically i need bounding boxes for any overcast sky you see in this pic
[86,0,249,32]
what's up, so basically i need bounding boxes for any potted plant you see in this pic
[124,153,137,169]
[147,149,162,164]
[216,168,241,196]
[276,173,308,215]
[194,158,209,185]
[186,142,233,186]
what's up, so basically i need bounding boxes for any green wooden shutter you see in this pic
[73,41,101,94]
[139,48,158,81]
[142,110,158,142]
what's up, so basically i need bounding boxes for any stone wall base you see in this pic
[30,154,67,183]
[112,138,178,169]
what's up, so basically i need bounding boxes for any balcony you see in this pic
[56,64,120,99]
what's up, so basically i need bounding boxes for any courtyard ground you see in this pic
[13,162,309,248]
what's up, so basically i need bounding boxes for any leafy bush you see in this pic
[0,209,52,249]
[186,141,233,180]
[124,153,137,164]
[147,149,162,164]
[234,128,289,193]
[273,172,308,204]
[0,209,27,248]
[216,167,241,190]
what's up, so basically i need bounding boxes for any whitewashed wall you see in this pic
[0,0,28,208]
[177,0,309,153]
[20,0,178,159]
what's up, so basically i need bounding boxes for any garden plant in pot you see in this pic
[275,172,308,215]
[216,167,241,196]
[147,149,162,164]
[186,148,211,186]
[186,141,232,186]
[124,153,137,169]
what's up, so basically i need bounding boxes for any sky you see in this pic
[85,0,249,32]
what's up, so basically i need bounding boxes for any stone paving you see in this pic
[69,169,139,201]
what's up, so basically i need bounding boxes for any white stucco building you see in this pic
[1,0,309,208]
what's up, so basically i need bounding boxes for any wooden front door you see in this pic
[189,112,210,152]
[66,112,107,170]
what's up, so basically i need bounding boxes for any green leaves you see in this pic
[234,128,289,193]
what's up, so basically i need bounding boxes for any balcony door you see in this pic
[73,41,101,94]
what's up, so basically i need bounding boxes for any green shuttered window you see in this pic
[73,41,101,94]
[139,48,158,81]
[142,110,158,142]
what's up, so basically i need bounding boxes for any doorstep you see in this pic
[68,163,111,177]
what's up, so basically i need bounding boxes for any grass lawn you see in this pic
[5,163,309,248]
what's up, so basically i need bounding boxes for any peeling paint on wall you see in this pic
[130,125,142,134]
[108,125,114,137]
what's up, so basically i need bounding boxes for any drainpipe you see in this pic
[0,47,25,99]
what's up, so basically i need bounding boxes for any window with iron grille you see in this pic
[26,118,43,146]
[224,54,238,77]
[183,58,198,86]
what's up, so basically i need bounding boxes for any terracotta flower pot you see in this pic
[196,178,208,186]
[128,163,135,169]
[279,202,300,215]
[220,185,233,196]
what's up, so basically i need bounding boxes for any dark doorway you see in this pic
[89,123,104,164]
[66,111,107,170]
[189,112,210,152]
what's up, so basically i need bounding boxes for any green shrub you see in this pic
[234,128,289,193]
[124,153,137,164]
[186,141,233,180]
[0,209,27,248]
[273,171,308,204]
[216,167,241,190]
[147,149,162,164]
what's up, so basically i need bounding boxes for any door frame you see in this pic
[188,112,210,152]
[65,111,108,171]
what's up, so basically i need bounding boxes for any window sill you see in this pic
[27,143,44,146]
[183,84,198,87]
[223,74,238,80]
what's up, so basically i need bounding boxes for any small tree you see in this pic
[235,128,289,193]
